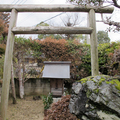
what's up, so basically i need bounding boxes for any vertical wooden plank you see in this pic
[0,9,18,120]
[62,79,64,95]
[50,79,51,93]
[89,9,99,76]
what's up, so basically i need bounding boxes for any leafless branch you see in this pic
[112,0,120,8]
[102,13,120,27]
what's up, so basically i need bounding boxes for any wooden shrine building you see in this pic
[42,61,71,96]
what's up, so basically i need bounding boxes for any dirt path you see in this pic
[7,96,44,120]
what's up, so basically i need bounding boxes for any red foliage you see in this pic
[0,115,3,120]
[36,37,68,61]
[106,48,120,76]
[0,12,10,43]
[0,19,4,34]
[44,95,78,120]
[108,52,113,58]
[0,44,6,50]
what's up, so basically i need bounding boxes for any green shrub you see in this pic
[42,93,53,110]
[0,55,4,79]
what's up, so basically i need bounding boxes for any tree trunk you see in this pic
[19,79,24,99]
[2,34,7,44]
[11,61,17,104]
[18,53,24,99]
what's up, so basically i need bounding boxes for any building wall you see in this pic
[14,78,50,96]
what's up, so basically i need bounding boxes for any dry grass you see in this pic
[7,96,44,120]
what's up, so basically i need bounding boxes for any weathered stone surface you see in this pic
[69,83,87,115]
[69,75,120,120]
[97,111,120,120]
[72,82,82,94]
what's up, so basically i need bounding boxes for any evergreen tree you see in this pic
[97,31,110,44]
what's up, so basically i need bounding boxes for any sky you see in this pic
[0,0,120,42]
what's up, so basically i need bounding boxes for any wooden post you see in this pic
[89,9,99,76]
[0,9,18,120]
[62,79,64,95]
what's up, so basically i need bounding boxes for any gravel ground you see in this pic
[7,96,44,120]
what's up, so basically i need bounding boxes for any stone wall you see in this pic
[12,78,50,96]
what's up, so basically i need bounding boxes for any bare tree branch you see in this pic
[97,14,120,31]
[101,14,120,28]
[112,0,120,8]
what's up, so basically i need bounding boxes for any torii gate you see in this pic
[0,4,113,120]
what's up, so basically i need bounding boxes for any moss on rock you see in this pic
[106,79,120,91]
[78,75,120,91]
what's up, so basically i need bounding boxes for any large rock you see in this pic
[69,75,120,120]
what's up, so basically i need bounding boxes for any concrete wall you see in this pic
[15,78,50,96]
